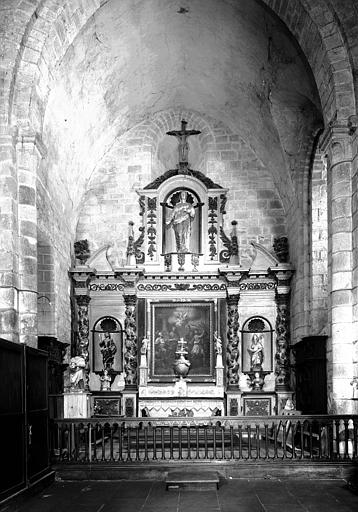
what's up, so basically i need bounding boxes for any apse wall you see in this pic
[75,112,286,267]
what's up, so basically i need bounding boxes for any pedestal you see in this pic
[63,392,91,418]
[226,389,242,416]
[139,363,148,386]
[276,390,295,415]
[122,390,138,417]
[215,363,224,387]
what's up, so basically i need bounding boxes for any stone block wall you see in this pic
[76,111,287,269]
[310,149,328,335]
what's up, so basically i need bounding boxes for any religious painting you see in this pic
[150,302,214,380]
[241,317,273,373]
[162,188,202,254]
[92,316,123,373]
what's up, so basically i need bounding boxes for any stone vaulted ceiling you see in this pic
[41,0,322,220]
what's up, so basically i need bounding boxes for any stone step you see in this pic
[166,471,219,491]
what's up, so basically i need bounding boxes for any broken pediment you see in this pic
[249,242,281,271]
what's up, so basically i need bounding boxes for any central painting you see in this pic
[150,301,215,380]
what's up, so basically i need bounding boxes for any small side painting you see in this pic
[92,317,123,374]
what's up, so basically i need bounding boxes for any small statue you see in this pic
[141,334,149,355]
[69,356,86,391]
[99,332,117,371]
[214,331,222,354]
[100,369,111,391]
[247,333,264,370]
[116,371,126,392]
[284,398,295,411]
[166,191,195,253]
[140,334,149,366]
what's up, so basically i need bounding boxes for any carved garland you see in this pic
[275,296,290,389]
[239,282,276,291]
[147,197,157,260]
[208,196,218,260]
[89,283,125,292]
[226,294,240,387]
[137,283,227,292]
[76,295,91,389]
[123,294,138,385]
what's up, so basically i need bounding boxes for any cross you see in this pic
[167,119,201,163]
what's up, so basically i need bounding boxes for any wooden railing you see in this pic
[50,415,358,464]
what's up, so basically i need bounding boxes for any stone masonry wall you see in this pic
[310,148,328,335]
[76,112,287,267]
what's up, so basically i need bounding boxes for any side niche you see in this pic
[241,317,273,373]
[92,316,123,375]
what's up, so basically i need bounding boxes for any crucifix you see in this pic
[167,119,201,163]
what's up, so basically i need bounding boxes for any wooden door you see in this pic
[294,336,327,414]
[0,338,26,501]
[26,346,49,483]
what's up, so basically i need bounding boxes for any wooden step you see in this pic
[166,471,219,491]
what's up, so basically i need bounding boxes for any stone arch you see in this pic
[3,0,355,136]
[261,0,355,122]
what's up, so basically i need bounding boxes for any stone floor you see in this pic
[1,479,358,512]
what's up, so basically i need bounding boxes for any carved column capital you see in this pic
[123,293,137,307]
[227,293,240,306]
[76,294,91,306]
[70,268,96,296]
[319,120,353,165]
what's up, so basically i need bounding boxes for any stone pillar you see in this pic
[349,116,358,409]
[320,123,355,414]
[0,127,18,341]
[16,134,46,346]
[123,294,138,386]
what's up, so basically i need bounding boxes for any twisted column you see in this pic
[275,295,290,390]
[226,294,240,387]
[75,295,91,389]
[123,294,138,385]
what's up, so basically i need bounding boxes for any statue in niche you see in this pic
[99,331,117,371]
[166,190,195,252]
[247,333,265,370]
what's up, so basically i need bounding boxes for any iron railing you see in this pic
[50,415,358,464]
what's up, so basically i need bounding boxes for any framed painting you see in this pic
[150,301,214,380]
[92,316,123,373]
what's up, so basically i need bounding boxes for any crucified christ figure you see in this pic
[166,119,201,163]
